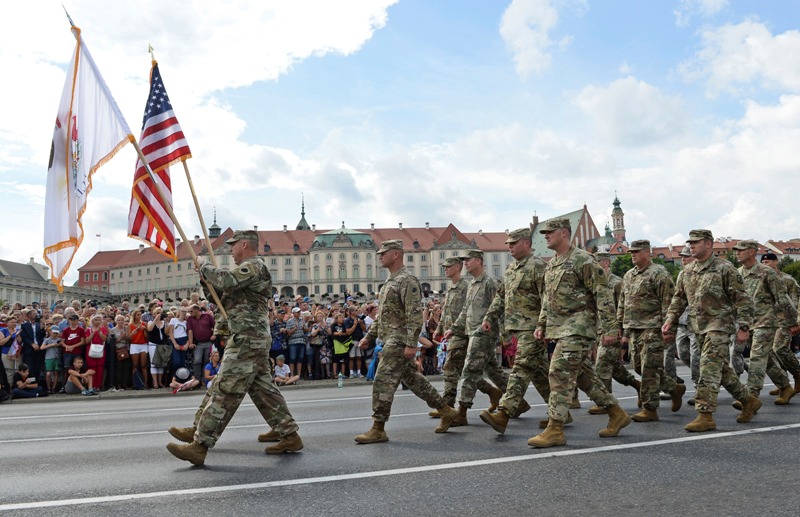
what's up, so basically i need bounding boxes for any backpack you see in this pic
[132,369,146,390]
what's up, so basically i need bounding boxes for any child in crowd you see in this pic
[273,355,299,385]
[12,363,47,399]
[329,313,351,378]
[204,350,221,389]
[66,356,97,396]
[41,326,63,394]
[170,367,200,394]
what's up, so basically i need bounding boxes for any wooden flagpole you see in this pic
[181,161,219,268]
[130,140,228,320]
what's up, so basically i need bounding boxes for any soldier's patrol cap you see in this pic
[505,227,532,244]
[628,239,651,251]
[594,251,611,261]
[442,257,463,267]
[678,245,692,257]
[732,239,759,251]
[686,229,713,242]
[226,229,259,244]
[539,218,571,233]
[463,249,484,260]
[376,239,403,254]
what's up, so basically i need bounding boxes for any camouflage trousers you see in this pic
[664,339,678,381]
[746,328,790,396]
[729,334,747,376]
[676,325,700,383]
[458,332,508,409]
[594,341,637,393]
[372,343,444,423]
[773,327,800,378]
[696,331,749,413]
[498,331,550,415]
[442,336,499,408]
[628,329,677,409]
[547,336,617,422]
[193,336,299,448]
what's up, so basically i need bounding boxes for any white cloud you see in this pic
[680,20,800,96]
[573,76,688,146]
[500,0,560,78]
[674,0,728,27]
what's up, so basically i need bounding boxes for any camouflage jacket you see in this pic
[665,256,753,334]
[451,271,500,339]
[364,266,423,347]
[484,253,545,331]
[618,262,675,332]
[608,273,622,308]
[198,256,272,347]
[434,278,468,336]
[537,245,616,339]
[201,282,229,337]
[779,272,800,326]
[739,263,797,329]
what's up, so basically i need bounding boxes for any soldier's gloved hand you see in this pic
[358,338,370,350]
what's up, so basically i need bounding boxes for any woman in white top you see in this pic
[167,307,189,375]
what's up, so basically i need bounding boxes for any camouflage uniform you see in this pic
[738,260,797,395]
[618,261,677,409]
[484,252,549,415]
[665,251,753,413]
[675,304,700,383]
[594,272,638,391]
[193,255,299,448]
[537,245,619,422]
[365,266,445,422]
[452,269,508,409]
[773,272,800,379]
[435,276,487,408]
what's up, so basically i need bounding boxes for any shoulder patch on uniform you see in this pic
[411,287,418,293]
[239,266,249,274]
[597,268,605,276]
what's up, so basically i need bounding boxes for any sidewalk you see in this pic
[1,374,385,404]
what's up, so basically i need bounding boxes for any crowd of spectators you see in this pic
[0,292,465,401]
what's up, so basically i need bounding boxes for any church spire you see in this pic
[208,206,221,238]
[295,194,311,230]
[611,193,625,242]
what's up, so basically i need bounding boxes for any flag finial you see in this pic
[62,5,75,27]
[148,43,156,64]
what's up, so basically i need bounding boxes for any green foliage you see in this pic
[611,254,633,277]
[724,250,740,268]
[784,261,800,284]
[653,257,681,280]
[778,256,795,271]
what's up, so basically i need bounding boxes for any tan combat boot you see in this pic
[539,411,572,429]
[355,421,389,444]
[774,385,796,405]
[685,412,716,432]
[257,429,280,442]
[528,419,566,448]
[731,400,743,410]
[265,432,304,454]
[768,387,780,396]
[166,441,208,466]
[632,379,642,408]
[736,396,762,423]
[569,398,581,409]
[435,404,460,433]
[587,405,608,415]
[794,375,800,393]
[428,409,441,418]
[671,384,686,412]
[598,405,631,437]
[168,425,197,443]
[480,409,510,434]
[450,404,469,427]
[509,399,531,419]
[631,407,659,422]
[486,385,503,412]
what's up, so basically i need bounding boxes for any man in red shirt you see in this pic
[187,304,215,381]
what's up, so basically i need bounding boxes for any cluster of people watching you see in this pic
[0,296,223,400]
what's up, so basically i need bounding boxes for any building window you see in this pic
[439,252,445,259]
[366,253,372,262]
[177,263,182,271]
[326,285,333,294]
[146,267,151,275]
[339,284,347,293]
[222,255,229,265]
[111,272,114,280]
[93,273,98,281]
[366,284,373,294]
[420,267,428,278]
[407,267,415,275]
[314,254,319,262]
[284,271,292,282]
[353,284,360,293]
[300,257,306,265]
[167,265,172,272]
[299,270,307,281]
[155,279,160,289]
[102,272,108,281]
[167,278,171,289]
[493,253,500,262]
[452,251,459,257]
[155,266,160,274]
[441,283,447,293]
[367,265,373,279]
[271,258,277,266]
[353,266,359,278]
[285,258,292,266]
[339,267,347,279]
[326,266,333,280]
[314,267,320,280]
[421,255,427,262]
[138,269,142,277]
[270,269,278,280]
[326,253,332,261]
[314,285,320,294]
[406,255,414,262]
[493,267,501,277]
[353,253,359,260]
[339,253,346,260]
[84,273,89,282]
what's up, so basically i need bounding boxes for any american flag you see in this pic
[127,62,191,259]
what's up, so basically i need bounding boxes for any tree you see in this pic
[653,257,681,281]
[778,256,795,271]
[724,250,740,268]
[611,255,633,277]
[784,261,800,284]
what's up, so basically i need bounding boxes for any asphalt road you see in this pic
[1,366,799,516]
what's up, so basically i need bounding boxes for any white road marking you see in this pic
[2,421,798,511]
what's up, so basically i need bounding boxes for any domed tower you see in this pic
[296,194,311,231]
[208,207,221,239]
[611,194,626,242]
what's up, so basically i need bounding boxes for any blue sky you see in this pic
[2,0,800,285]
